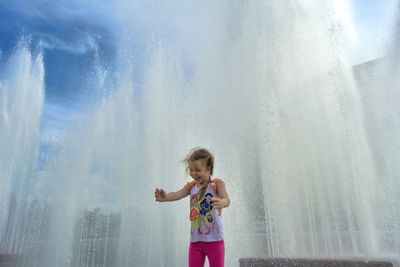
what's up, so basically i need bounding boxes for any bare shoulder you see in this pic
[184,179,196,192]
[213,177,225,185]
[186,179,196,188]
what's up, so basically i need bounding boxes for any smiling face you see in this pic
[189,159,211,185]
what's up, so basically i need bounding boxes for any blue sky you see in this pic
[350,0,398,62]
[0,0,398,143]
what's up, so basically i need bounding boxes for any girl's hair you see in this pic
[184,147,214,176]
[184,148,215,200]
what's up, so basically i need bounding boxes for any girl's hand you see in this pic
[211,197,227,209]
[155,188,167,202]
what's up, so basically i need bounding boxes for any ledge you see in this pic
[239,258,393,267]
[0,254,19,263]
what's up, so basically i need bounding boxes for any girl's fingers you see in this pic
[211,197,224,209]
[212,200,220,208]
[155,189,161,201]
[211,197,219,203]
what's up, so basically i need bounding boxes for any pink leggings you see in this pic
[189,240,225,267]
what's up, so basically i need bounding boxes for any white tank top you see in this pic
[188,178,224,243]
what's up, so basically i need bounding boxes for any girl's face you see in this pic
[189,160,211,184]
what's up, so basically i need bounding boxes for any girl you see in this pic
[154,148,230,267]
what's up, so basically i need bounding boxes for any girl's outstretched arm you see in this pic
[155,183,190,202]
[211,179,230,209]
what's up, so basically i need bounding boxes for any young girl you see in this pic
[154,148,230,267]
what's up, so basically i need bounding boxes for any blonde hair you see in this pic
[183,147,214,176]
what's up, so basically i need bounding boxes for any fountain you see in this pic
[0,1,399,266]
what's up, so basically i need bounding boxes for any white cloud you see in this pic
[38,33,98,54]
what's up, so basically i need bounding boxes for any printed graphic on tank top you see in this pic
[189,178,224,243]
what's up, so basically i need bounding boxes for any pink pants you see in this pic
[189,240,225,267]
